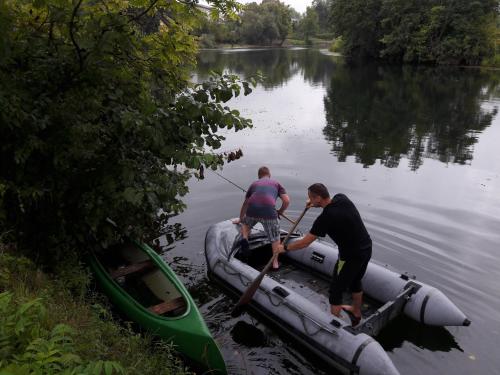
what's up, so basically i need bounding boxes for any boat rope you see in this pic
[215,260,253,287]
[296,310,326,336]
[214,259,339,337]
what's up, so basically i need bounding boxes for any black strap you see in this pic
[420,290,434,324]
[350,337,374,374]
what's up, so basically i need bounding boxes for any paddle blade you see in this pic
[231,254,276,315]
[231,304,246,318]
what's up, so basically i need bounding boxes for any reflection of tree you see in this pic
[323,64,499,170]
[196,49,337,89]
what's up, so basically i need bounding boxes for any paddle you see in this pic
[231,204,310,317]
[278,211,295,225]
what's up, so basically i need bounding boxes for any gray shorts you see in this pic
[242,216,281,243]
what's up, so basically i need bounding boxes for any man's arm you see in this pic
[277,193,290,216]
[277,232,317,253]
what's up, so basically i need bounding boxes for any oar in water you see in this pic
[231,204,310,317]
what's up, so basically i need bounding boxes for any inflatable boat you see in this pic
[205,219,470,375]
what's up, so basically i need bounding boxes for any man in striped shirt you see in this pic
[236,166,290,269]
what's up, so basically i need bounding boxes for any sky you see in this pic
[239,0,312,13]
[200,0,312,14]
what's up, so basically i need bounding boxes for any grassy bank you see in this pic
[0,242,191,375]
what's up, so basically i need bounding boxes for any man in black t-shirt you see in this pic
[276,183,372,326]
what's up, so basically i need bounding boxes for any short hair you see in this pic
[258,166,270,178]
[308,183,330,199]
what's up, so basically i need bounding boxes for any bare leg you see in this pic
[241,224,250,240]
[271,240,280,269]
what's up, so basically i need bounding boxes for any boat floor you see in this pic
[237,242,382,319]
[268,263,381,318]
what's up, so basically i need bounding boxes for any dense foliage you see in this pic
[0,0,254,259]
[197,0,292,46]
[330,0,499,64]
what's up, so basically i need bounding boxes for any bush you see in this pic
[329,37,345,53]
[199,33,217,48]
[0,292,124,374]
[481,53,500,68]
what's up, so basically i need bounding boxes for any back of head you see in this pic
[308,183,330,199]
[258,166,270,178]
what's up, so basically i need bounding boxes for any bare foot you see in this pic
[341,304,354,312]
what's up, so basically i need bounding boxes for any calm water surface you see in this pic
[161,49,500,375]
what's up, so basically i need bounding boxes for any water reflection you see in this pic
[197,48,337,89]
[231,321,267,347]
[323,65,499,170]
[377,316,462,353]
[197,49,500,171]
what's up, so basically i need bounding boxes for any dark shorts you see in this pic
[329,247,372,305]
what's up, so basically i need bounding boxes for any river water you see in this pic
[160,48,500,375]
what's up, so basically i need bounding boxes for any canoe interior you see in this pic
[97,243,187,317]
[237,234,383,319]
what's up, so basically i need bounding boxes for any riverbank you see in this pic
[201,37,333,50]
[0,242,192,375]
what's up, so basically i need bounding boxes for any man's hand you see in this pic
[330,305,342,317]
[275,243,286,254]
[306,199,313,209]
[277,209,285,219]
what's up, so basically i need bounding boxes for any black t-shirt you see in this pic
[310,193,372,260]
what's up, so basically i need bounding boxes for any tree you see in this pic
[239,0,292,46]
[300,6,319,44]
[330,0,383,60]
[329,0,498,64]
[262,0,292,45]
[312,0,330,34]
[379,0,498,64]
[0,0,254,259]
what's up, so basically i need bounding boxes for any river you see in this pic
[160,48,500,375]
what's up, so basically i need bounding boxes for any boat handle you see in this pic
[311,252,325,264]
[272,286,290,298]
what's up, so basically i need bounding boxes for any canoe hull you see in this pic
[88,241,226,374]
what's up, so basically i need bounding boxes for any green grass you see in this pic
[0,242,192,375]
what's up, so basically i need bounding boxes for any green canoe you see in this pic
[88,240,226,374]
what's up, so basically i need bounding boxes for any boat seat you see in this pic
[148,296,186,315]
[110,260,155,279]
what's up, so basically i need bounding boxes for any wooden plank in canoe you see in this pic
[110,260,155,279]
[148,296,185,315]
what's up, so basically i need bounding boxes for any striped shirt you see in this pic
[245,177,286,219]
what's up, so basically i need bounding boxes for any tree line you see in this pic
[195,0,332,47]
[331,0,499,65]
[197,0,499,66]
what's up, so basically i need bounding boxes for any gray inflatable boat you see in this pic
[205,220,470,375]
